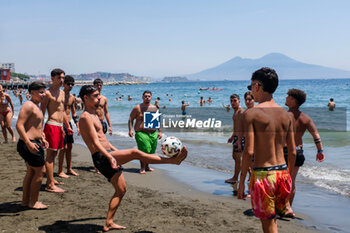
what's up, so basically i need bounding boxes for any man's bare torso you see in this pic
[133,103,158,133]
[96,95,107,120]
[21,101,44,140]
[233,107,244,136]
[64,93,75,121]
[45,88,65,123]
[80,111,111,154]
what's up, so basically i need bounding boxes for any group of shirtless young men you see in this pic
[14,67,325,232]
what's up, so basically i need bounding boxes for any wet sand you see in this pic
[0,135,319,233]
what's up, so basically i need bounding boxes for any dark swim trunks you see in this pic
[283,147,305,167]
[63,122,74,145]
[232,135,245,152]
[92,149,123,182]
[100,120,108,134]
[17,139,45,167]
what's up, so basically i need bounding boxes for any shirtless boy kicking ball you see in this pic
[16,82,48,210]
[238,68,296,233]
[78,85,187,231]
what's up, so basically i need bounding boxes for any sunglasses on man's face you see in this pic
[247,82,261,90]
[66,82,75,86]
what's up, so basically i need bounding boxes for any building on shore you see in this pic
[0,69,11,81]
[0,63,15,72]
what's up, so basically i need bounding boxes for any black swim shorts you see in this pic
[100,120,108,134]
[233,135,245,152]
[283,147,305,167]
[17,139,45,167]
[63,122,74,145]
[92,150,123,182]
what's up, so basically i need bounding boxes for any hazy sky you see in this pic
[1,0,349,77]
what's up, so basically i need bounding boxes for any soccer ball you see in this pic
[161,136,183,157]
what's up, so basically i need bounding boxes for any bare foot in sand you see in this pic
[67,169,79,176]
[12,136,16,142]
[29,201,48,210]
[3,140,8,144]
[225,178,237,184]
[58,172,70,178]
[103,222,126,231]
[45,185,65,193]
[140,169,146,174]
[53,179,64,185]
[145,167,154,172]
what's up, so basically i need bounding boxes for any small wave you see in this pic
[113,131,131,138]
[299,165,350,197]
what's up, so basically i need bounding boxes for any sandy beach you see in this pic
[0,134,319,233]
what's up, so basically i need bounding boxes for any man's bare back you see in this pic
[244,104,293,168]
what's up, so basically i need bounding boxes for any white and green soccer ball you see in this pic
[161,136,183,157]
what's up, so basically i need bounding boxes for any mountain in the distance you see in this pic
[187,53,350,80]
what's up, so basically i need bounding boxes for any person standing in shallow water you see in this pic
[328,98,335,111]
[225,94,244,187]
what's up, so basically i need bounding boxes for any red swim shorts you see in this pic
[44,121,64,151]
[249,167,292,219]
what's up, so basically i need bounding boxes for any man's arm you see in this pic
[71,96,80,134]
[128,106,137,137]
[16,103,39,153]
[286,117,296,172]
[237,111,254,199]
[306,118,325,162]
[80,116,119,169]
[40,91,49,116]
[236,110,244,151]
[103,97,113,135]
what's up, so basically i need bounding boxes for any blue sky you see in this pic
[1,0,349,77]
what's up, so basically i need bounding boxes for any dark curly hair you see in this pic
[287,88,306,106]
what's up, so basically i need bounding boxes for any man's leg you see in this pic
[66,144,78,176]
[0,116,8,143]
[22,163,34,206]
[58,146,69,178]
[233,151,243,181]
[112,147,187,166]
[29,166,48,209]
[261,219,278,233]
[135,132,152,174]
[225,150,240,184]
[104,172,126,231]
[285,166,299,216]
[45,149,65,193]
